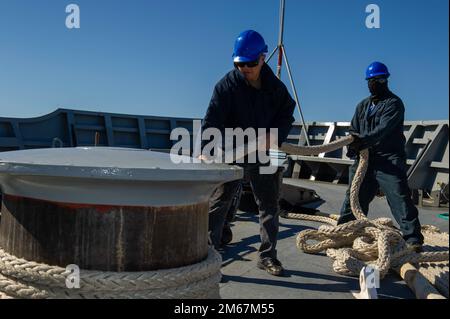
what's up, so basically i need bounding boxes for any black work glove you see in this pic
[346,147,357,159]
[346,133,364,158]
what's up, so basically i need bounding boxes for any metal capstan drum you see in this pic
[0,147,242,271]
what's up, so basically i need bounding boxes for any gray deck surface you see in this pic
[219,179,449,299]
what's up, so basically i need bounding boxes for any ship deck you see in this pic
[219,179,449,299]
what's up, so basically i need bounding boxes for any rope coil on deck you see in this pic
[0,247,221,299]
[280,136,449,298]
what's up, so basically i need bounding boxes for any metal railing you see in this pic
[0,109,448,206]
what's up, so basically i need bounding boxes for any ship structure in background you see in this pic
[0,108,447,208]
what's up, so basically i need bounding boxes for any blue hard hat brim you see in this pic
[366,72,390,80]
[232,45,268,63]
[233,54,260,63]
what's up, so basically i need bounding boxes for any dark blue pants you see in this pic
[208,165,283,259]
[338,156,424,244]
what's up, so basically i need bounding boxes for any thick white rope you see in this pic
[0,247,221,299]
[280,137,449,296]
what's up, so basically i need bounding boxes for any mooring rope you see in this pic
[0,247,221,299]
[280,136,449,298]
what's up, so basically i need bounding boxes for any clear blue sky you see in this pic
[0,0,448,121]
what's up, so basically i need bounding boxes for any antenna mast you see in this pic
[266,0,310,146]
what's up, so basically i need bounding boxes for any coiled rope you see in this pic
[0,247,221,299]
[280,136,449,298]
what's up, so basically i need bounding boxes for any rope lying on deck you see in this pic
[280,210,339,226]
[418,227,449,298]
[0,247,221,299]
[280,136,449,298]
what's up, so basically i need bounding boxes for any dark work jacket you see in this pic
[201,63,296,163]
[350,91,407,162]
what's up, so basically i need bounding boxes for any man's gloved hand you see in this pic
[348,132,364,151]
[346,147,357,159]
[346,132,365,158]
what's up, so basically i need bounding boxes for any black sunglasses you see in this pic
[367,77,387,84]
[234,60,259,68]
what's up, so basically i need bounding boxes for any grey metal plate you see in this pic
[0,147,243,206]
[0,147,242,182]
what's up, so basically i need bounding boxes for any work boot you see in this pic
[257,257,284,276]
[221,224,233,246]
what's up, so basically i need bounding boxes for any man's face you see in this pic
[367,76,388,95]
[235,54,265,81]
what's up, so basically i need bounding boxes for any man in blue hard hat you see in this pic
[338,62,424,250]
[200,30,296,276]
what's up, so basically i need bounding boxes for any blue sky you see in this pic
[0,0,448,121]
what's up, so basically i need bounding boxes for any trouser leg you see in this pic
[338,160,379,225]
[248,166,283,260]
[375,161,424,244]
[225,182,242,225]
[221,182,242,245]
[208,180,242,248]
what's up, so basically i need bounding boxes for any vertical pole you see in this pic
[276,0,286,79]
[282,46,310,145]
[277,46,284,79]
[95,132,100,146]
[269,0,310,146]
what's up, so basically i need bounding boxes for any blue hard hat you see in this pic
[366,62,390,80]
[232,30,268,62]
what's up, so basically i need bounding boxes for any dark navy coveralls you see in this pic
[338,91,424,244]
[201,63,296,259]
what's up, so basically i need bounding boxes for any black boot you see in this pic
[221,223,233,246]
